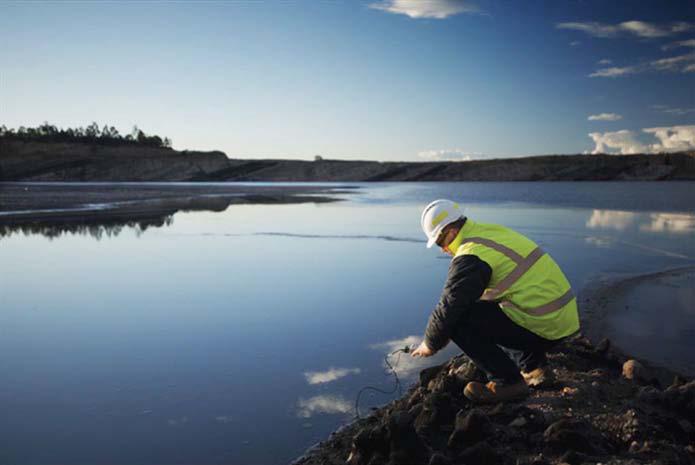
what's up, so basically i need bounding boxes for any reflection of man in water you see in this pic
[411,199,580,403]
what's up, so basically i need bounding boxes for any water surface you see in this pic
[1,182,693,465]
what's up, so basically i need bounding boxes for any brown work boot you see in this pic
[521,367,554,387]
[463,380,529,404]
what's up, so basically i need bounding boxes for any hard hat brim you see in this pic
[426,235,438,248]
[426,224,445,248]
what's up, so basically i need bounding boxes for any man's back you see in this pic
[451,219,579,340]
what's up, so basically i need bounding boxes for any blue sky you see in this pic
[1,0,694,160]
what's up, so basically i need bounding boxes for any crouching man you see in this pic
[411,199,580,403]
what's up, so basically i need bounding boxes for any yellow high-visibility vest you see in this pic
[448,219,580,340]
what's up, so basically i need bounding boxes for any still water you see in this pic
[1,182,694,465]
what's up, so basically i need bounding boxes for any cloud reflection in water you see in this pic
[587,209,695,234]
[370,335,459,378]
[304,367,361,385]
[586,209,637,231]
[641,213,695,233]
[296,395,353,418]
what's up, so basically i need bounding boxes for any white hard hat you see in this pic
[421,199,464,248]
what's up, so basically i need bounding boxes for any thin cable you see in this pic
[354,347,410,419]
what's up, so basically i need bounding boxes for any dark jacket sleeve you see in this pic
[424,254,492,353]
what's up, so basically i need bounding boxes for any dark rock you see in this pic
[414,392,456,434]
[407,387,425,408]
[637,385,662,404]
[663,380,695,414]
[457,441,498,465]
[427,452,452,465]
[517,455,550,465]
[678,419,694,435]
[407,403,423,420]
[448,408,492,448]
[348,425,389,465]
[420,365,445,388]
[543,419,605,455]
[386,411,428,465]
[588,368,608,379]
[670,375,686,390]
[595,338,611,354]
[509,416,528,427]
[428,374,464,396]
[489,403,505,416]
[558,450,587,465]
[448,357,485,383]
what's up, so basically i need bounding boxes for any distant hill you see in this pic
[1,139,694,181]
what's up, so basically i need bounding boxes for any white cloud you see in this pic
[586,210,637,231]
[588,125,695,154]
[650,52,695,71]
[557,21,620,38]
[590,52,695,77]
[588,130,648,154]
[598,58,612,65]
[304,367,361,385]
[589,66,636,78]
[557,21,695,39]
[588,113,622,121]
[620,20,678,38]
[369,0,479,19]
[418,149,487,161]
[297,395,352,418]
[570,40,581,47]
[662,38,695,50]
[643,125,695,152]
[683,63,695,73]
[652,105,695,116]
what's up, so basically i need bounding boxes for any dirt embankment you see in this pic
[2,140,695,181]
[0,140,229,181]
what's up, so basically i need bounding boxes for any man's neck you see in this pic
[448,218,475,255]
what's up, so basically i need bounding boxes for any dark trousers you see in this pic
[450,300,559,384]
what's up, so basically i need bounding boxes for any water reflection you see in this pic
[0,215,173,240]
[586,209,636,231]
[167,416,189,427]
[587,209,695,235]
[585,236,614,248]
[0,185,340,240]
[296,395,353,418]
[370,335,459,379]
[642,213,695,233]
[254,232,421,243]
[304,367,361,385]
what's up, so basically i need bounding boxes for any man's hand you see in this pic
[411,340,434,358]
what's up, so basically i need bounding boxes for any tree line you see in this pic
[0,122,172,148]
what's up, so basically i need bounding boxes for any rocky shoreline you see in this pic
[292,269,695,465]
[293,336,694,465]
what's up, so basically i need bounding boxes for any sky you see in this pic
[1,0,694,161]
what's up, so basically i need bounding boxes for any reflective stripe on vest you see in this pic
[500,289,575,316]
[461,237,574,317]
